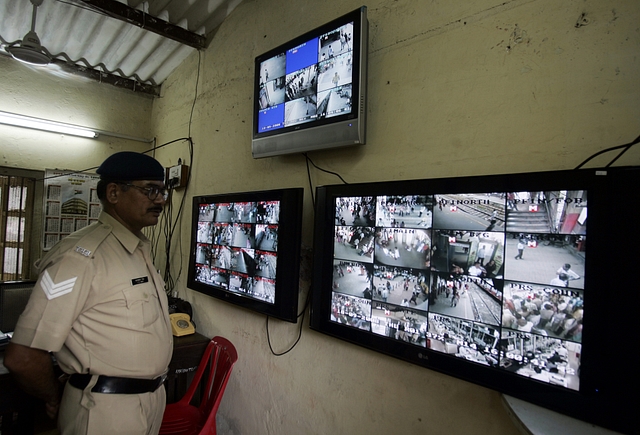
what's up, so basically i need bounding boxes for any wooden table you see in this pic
[166,332,211,403]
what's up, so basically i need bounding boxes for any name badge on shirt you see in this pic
[131,276,149,286]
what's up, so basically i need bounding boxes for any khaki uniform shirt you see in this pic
[12,211,173,379]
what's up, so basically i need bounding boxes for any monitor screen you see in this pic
[187,188,303,322]
[252,7,368,158]
[310,167,638,434]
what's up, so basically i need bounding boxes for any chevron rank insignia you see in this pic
[41,270,77,300]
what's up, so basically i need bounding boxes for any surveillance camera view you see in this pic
[328,189,586,391]
[193,200,281,304]
[257,21,356,132]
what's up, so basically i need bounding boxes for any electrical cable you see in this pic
[37,138,191,183]
[162,138,193,292]
[266,153,350,356]
[156,50,201,295]
[304,154,315,206]
[266,286,312,356]
[573,134,640,170]
[303,153,350,184]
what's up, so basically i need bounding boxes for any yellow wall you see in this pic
[0,55,154,171]
[151,0,639,434]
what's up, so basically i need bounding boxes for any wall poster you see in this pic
[43,170,102,251]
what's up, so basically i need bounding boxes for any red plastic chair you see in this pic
[160,336,238,435]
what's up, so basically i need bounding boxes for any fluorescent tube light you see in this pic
[0,111,98,138]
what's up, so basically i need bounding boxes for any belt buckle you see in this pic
[156,374,168,389]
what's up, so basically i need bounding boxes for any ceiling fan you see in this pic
[7,0,51,65]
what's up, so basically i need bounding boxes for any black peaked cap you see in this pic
[97,151,165,181]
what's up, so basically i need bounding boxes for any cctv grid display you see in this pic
[192,199,281,305]
[256,18,356,133]
[325,186,587,392]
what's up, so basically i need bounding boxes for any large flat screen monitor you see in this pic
[252,7,368,158]
[187,188,304,322]
[310,167,638,434]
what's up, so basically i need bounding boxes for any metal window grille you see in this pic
[0,175,36,281]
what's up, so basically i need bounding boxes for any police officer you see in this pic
[4,152,173,435]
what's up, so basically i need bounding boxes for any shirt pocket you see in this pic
[122,284,160,329]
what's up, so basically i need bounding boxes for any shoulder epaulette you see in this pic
[73,224,112,258]
[36,223,112,272]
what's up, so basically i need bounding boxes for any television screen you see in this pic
[310,167,638,434]
[187,188,303,322]
[252,7,368,158]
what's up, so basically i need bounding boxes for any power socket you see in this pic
[166,164,189,189]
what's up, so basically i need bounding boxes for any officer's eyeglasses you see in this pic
[118,183,169,201]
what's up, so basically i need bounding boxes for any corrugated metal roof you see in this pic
[0,0,243,95]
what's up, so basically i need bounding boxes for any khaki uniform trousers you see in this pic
[58,379,166,435]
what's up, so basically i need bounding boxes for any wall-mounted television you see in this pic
[187,188,303,323]
[310,167,638,434]
[252,6,368,159]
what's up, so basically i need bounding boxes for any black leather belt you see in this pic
[68,373,167,394]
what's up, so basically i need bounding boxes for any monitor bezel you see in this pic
[252,6,368,158]
[309,167,638,434]
[187,187,304,323]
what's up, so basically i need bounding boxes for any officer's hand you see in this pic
[45,400,60,419]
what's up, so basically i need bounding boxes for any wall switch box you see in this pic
[166,164,189,189]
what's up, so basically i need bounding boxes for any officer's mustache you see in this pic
[148,206,164,213]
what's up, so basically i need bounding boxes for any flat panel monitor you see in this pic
[252,7,368,158]
[0,280,35,333]
[310,167,639,434]
[187,188,303,322]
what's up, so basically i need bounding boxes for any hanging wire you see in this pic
[303,153,350,185]
[266,153,350,356]
[266,286,312,356]
[156,50,201,295]
[573,134,640,170]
